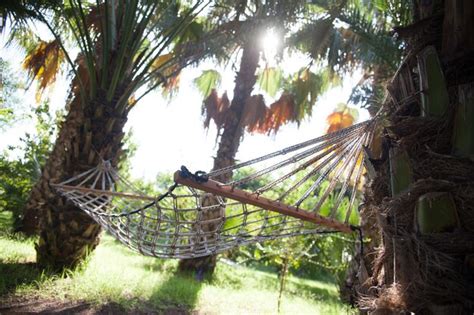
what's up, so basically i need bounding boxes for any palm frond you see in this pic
[338,6,403,71]
[22,39,65,101]
[32,0,216,113]
[0,0,61,33]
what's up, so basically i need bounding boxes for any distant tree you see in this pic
[178,0,345,276]
[0,102,57,229]
[0,59,24,128]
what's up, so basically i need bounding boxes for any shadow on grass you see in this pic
[215,263,340,303]
[138,259,167,272]
[0,261,42,296]
[147,270,203,314]
[288,280,340,303]
[293,268,337,283]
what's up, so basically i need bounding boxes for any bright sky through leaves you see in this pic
[0,28,369,181]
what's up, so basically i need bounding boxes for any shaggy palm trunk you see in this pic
[23,80,128,269]
[355,0,474,313]
[178,41,260,275]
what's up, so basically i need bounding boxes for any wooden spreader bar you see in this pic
[173,171,353,234]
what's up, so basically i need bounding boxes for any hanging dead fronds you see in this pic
[202,89,229,129]
[152,53,181,96]
[259,93,297,134]
[203,90,299,135]
[241,94,268,132]
[22,39,64,101]
[326,104,358,133]
[202,65,343,136]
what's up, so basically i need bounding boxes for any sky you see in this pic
[127,66,367,180]
[1,27,369,182]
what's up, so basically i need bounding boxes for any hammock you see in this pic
[53,119,377,259]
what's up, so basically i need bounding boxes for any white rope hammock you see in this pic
[52,119,377,259]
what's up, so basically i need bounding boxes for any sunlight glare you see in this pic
[261,28,280,64]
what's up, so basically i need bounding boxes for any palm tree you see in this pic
[20,0,222,270]
[177,37,262,274]
[351,0,474,312]
[177,0,355,275]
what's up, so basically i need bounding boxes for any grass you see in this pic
[0,211,355,314]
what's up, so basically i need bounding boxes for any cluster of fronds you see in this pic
[200,66,343,135]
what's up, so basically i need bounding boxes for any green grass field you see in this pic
[0,212,355,314]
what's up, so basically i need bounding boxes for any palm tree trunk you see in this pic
[23,80,129,270]
[357,0,474,312]
[178,40,261,275]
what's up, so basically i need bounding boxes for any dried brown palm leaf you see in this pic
[22,39,64,101]
[152,53,182,95]
[326,111,355,133]
[241,94,268,132]
[257,93,296,134]
[326,103,359,133]
[202,89,230,129]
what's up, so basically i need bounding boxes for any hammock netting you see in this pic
[53,119,377,259]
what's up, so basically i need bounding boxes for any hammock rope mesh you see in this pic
[53,119,377,259]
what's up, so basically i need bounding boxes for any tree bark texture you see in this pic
[178,41,261,275]
[354,0,474,313]
[23,82,129,270]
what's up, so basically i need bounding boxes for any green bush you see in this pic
[0,103,57,229]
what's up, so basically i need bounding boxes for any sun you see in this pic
[260,28,280,64]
